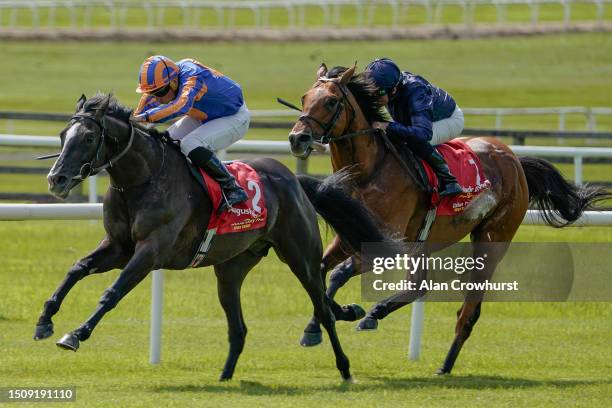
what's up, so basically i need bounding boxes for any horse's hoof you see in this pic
[342,375,357,384]
[219,375,232,382]
[56,333,79,352]
[300,331,323,347]
[435,367,451,376]
[356,317,378,331]
[33,323,54,340]
[344,303,366,321]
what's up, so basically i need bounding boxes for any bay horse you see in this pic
[287,64,609,374]
[33,92,394,382]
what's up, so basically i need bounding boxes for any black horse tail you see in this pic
[520,156,610,227]
[297,169,396,253]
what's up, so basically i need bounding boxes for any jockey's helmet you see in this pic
[365,58,402,95]
[136,55,179,94]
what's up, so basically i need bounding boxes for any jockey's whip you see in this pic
[276,98,302,112]
[36,152,61,160]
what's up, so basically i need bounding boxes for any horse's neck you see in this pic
[104,118,161,189]
[330,95,382,178]
[330,96,421,194]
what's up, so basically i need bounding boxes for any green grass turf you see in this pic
[1,35,610,200]
[0,28,611,407]
[1,34,612,119]
[0,221,610,407]
[2,2,612,28]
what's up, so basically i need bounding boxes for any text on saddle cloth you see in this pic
[198,161,268,234]
[190,161,268,268]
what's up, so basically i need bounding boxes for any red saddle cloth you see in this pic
[422,139,491,216]
[198,162,267,234]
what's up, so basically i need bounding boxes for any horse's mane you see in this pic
[326,66,387,124]
[83,92,165,138]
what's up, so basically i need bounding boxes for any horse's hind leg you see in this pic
[436,240,504,375]
[214,251,262,381]
[437,219,520,375]
[34,238,128,341]
[276,237,352,381]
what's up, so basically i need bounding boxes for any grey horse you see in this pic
[33,93,394,382]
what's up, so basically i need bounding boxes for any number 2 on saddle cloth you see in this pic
[191,161,268,267]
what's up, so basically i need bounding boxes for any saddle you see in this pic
[186,160,268,267]
[386,134,491,216]
[187,160,267,234]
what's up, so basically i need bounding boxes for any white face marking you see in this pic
[64,122,84,144]
[47,122,85,178]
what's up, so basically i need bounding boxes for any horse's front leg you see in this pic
[34,238,129,341]
[300,237,363,347]
[55,232,168,352]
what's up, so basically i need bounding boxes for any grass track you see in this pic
[0,32,611,407]
[1,34,612,123]
[0,222,610,407]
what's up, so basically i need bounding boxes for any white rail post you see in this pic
[558,111,566,131]
[150,269,164,365]
[558,110,566,145]
[586,107,597,131]
[495,109,502,130]
[409,299,425,360]
[574,155,583,186]
[88,176,97,203]
[563,0,571,29]
[595,0,604,23]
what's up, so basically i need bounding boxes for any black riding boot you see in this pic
[188,147,248,213]
[426,150,463,196]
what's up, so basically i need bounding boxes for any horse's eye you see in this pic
[326,98,338,108]
[86,134,95,144]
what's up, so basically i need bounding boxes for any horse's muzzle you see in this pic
[47,172,73,199]
[288,132,314,159]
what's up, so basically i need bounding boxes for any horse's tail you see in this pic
[297,169,397,252]
[519,156,610,227]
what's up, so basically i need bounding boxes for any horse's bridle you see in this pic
[283,78,422,187]
[67,113,135,181]
[286,78,380,146]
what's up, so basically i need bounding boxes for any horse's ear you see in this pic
[75,94,86,112]
[94,93,112,121]
[340,62,356,85]
[316,63,328,80]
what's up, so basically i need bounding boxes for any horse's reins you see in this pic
[278,80,424,188]
[278,80,379,148]
[72,114,137,181]
[38,113,135,181]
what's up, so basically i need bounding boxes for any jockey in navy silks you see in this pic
[132,55,249,211]
[365,58,463,196]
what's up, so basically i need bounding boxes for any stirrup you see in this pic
[218,191,233,215]
[217,189,248,214]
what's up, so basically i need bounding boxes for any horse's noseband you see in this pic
[68,113,135,181]
[298,80,356,145]
[68,114,108,181]
[298,79,376,145]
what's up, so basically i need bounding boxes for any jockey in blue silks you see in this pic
[365,58,463,196]
[132,55,249,211]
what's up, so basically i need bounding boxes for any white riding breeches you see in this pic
[168,103,250,156]
[431,106,464,145]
